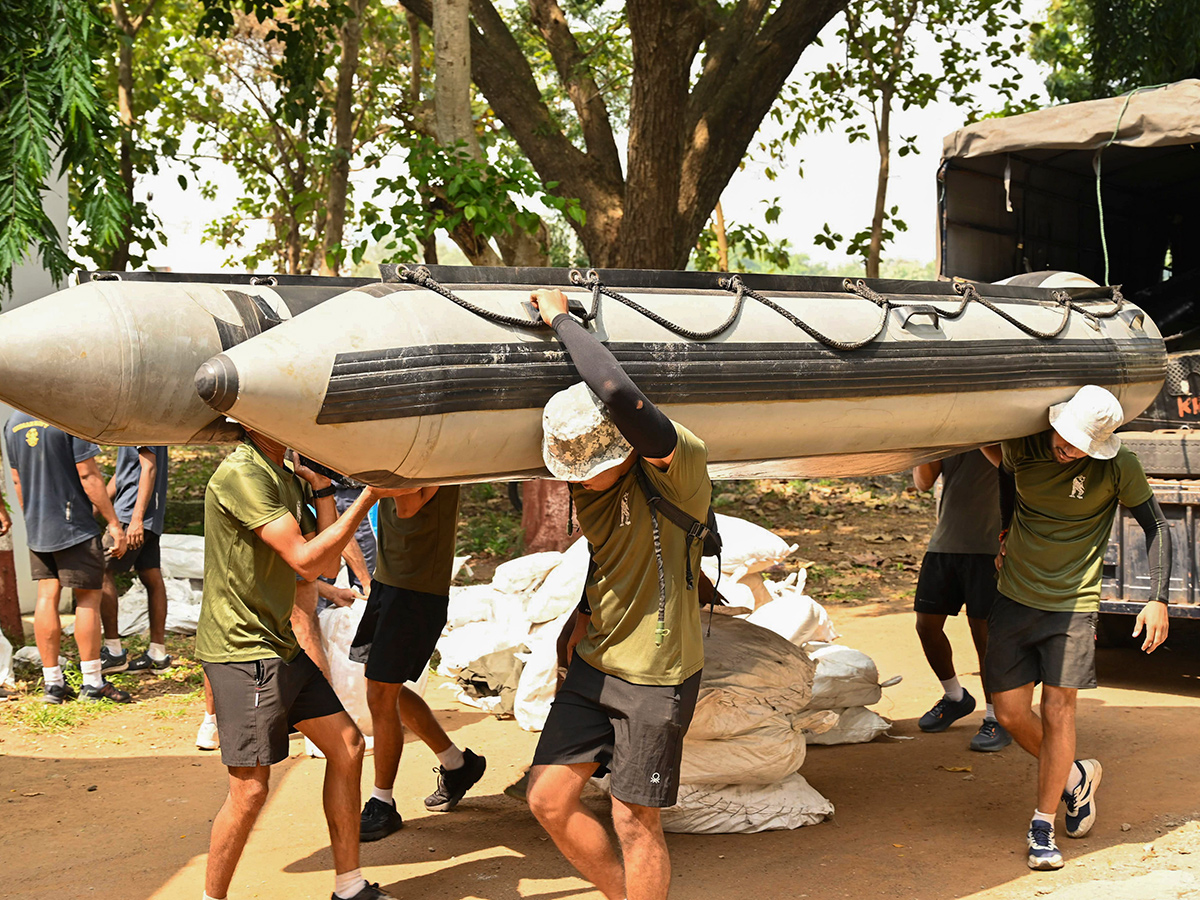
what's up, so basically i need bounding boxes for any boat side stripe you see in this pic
[315,339,1165,424]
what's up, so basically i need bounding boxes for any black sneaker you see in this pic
[79,681,132,704]
[127,652,172,673]
[504,768,531,802]
[918,689,976,733]
[425,748,487,811]
[970,718,1013,752]
[42,682,77,704]
[359,797,404,842]
[331,882,394,900]
[99,646,128,674]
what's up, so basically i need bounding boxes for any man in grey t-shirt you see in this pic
[100,446,171,674]
[4,413,131,704]
[912,447,1011,751]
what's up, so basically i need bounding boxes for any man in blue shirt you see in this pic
[100,446,171,674]
[4,413,131,703]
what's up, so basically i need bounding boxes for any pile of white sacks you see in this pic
[429,513,899,834]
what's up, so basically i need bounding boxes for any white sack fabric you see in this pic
[806,642,884,709]
[682,712,807,785]
[703,514,798,579]
[661,773,834,834]
[806,706,892,745]
[0,631,12,687]
[746,592,838,646]
[158,533,205,580]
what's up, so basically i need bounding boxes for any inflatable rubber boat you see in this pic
[188,265,1165,486]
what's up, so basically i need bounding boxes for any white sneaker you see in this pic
[196,720,219,751]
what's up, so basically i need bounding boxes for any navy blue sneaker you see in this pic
[969,718,1013,752]
[99,646,128,674]
[1027,819,1064,870]
[918,689,976,733]
[1062,758,1102,838]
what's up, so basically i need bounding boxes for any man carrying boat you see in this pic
[350,483,489,843]
[990,385,1170,871]
[196,428,401,900]
[525,288,710,900]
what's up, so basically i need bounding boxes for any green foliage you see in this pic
[1030,0,1200,103]
[691,201,792,273]
[0,0,129,292]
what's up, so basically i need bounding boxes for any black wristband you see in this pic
[312,485,337,499]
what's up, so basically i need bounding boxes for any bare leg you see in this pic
[968,615,990,701]
[100,572,120,641]
[396,684,452,754]
[366,680,404,791]
[72,588,102,662]
[528,763,625,900]
[297,711,366,875]
[139,567,168,647]
[206,766,271,898]
[915,612,955,680]
[1037,686,1078,813]
[203,671,215,715]
[33,578,63,666]
[992,683,1040,756]
[291,582,331,680]
[612,798,671,900]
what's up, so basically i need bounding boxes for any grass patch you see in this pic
[456,483,523,561]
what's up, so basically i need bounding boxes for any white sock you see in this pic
[203,712,217,726]
[80,658,104,689]
[334,868,366,899]
[370,786,394,806]
[437,744,465,770]
[939,676,964,702]
[104,638,123,656]
[1066,761,1083,793]
[203,893,226,900]
[150,642,167,660]
[42,665,65,688]
[1032,809,1055,826]
[985,703,996,721]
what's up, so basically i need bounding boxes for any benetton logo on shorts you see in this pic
[1070,475,1086,499]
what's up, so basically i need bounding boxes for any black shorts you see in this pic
[348,582,447,684]
[985,593,1098,693]
[533,658,702,808]
[106,529,161,574]
[202,651,344,767]
[29,535,105,590]
[914,552,998,619]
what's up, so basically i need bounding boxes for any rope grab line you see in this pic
[391,264,1127,351]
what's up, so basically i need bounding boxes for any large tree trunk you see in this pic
[867,90,891,279]
[521,480,574,553]
[319,0,369,276]
[106,0,152,271]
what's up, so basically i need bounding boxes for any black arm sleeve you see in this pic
[999,466,1016,531]
[551,313,677,459]
[1128,495,1171,604]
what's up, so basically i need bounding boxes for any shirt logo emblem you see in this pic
[24,428,39,447]
[619,493,631,527]
[650,772,661,784]
[1070,475,1087,499]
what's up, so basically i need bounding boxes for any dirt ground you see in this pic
[4,474,1200,900]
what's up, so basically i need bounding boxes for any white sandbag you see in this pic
[491,551,563,595]
[446,585,506,630]
[714,579,755,611]
[0,631,12,687]
[450,555,472,582]
[514,608,572,732]
[805,706,891,745]
[765,568,808,599]
[661,773,834,834]
[806,643,883,709]
[737,571,775,609]
[708,514,798,576]
[681,712,808,785]
[159,534,205,580]
[436,619,530,677]
[746,593,839,646]
[687,616,815,741]
[15,645,66,667]
[523,537,590,624]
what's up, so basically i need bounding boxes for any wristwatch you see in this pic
[312,485,338,499]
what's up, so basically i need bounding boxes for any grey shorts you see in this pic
[533,658,702,808]
[29,535,105,590]
[985,593,1098,692]
[203,651,344,767]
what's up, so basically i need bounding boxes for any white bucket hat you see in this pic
[542,381,633,481]
[1048,385,1124,460]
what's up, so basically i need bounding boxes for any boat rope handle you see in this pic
[396,265,547,329]
[718,275,890,351]
[571,268,746,341]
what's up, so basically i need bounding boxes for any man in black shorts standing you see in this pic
[197,428,400,900]
[5,412,131,704]
[100,445,171,674]
[912,447,1011,751]
[990,385,1170,871]
[524,288,710,900]
[352,484,488,843]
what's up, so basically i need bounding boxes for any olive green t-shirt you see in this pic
[374,485,461,596]
[196,442,317,663]
[999,431,1152,613]
[573,422,710,686]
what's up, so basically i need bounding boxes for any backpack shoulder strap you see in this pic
[632,461,720,555]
